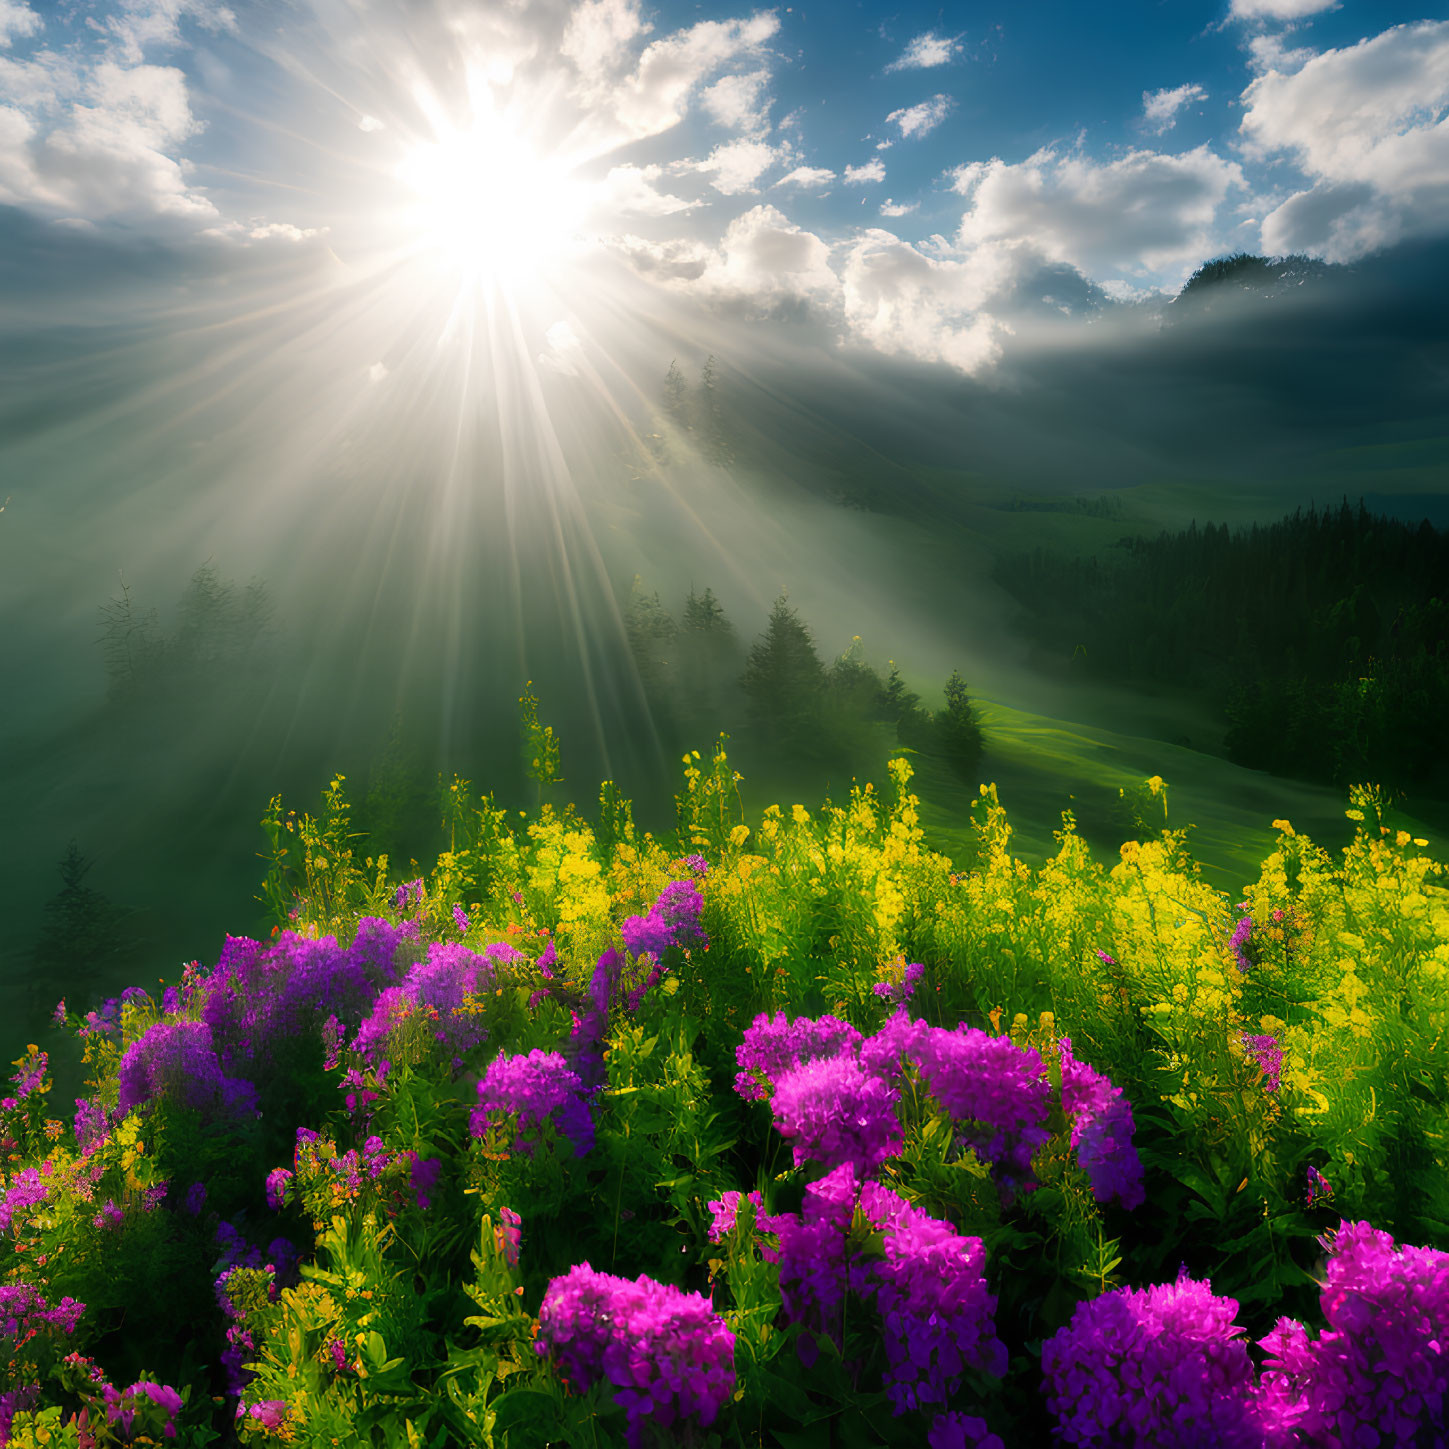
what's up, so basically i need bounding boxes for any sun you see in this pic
[395,116,591,289]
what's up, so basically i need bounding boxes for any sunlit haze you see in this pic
[1,0,1446,1048]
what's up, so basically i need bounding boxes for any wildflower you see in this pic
[910,1025,1052,1200]
[494,1206,522,1267]
[1042,1270,1264,1448]
[1228,913,1254,973]
[621,879,709,959]
[117,1020,258,1121]
[1240,1033,1283,1093]
[51,999,66,1026]
[872,959,925,1007]
[0,1283,86,1338]
[471,1049,594,1158]
[393,878,424,913]
[735,1011,863,1102]
[92,1200,123,1232]
[1059,1038,1145,1210]
[1095,949,1117,967]
[682,853,710,875]
[771,1054,903,1176]
[183,1181,207,1216]
[1257,1221,1449,1446]
[929,1413,1006,1449]
[265,1168,293,1211]
[1305,1165,1332,1207]
[534,1264,735,1448]
[453,904,470,934]
[238,1399,289,1432]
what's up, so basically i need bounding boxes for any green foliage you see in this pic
[7,732,1449,1444]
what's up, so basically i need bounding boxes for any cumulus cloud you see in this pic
[840,229,1003,373]
[885,32,962,72]
[0,53,219,220]
[951,144,1245,277]
[606,12,780,143]
[103,0,238,66]
[681,137,780,194]
[1245,34,1315,76]
[879,198,916,216]
[1229,0,1338,20]
[1142,83,1207,133]
[885,93,952,139]
[1241,20,1449,259]
[0,1,40,48]
[700,68,771,134]
[773,164,835,188]
[560,0,647,83]
[598,162,697,215]
[844,159,886,184]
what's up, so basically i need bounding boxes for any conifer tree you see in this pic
[740,593,827,758]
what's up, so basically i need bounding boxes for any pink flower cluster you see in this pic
[471,1049,595,1159]
[533,1263,735,1448]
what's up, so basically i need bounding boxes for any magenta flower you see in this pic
[1241,1033,1283,1094]
[471,1049,594,1158]
[735,1011,863,1102]
[534,1264,735,1448]
[1305,1165,1332,1207]
[1257,1220,1449,1447]
[771,1054,903,1175]
[1059,1038,1145,1210]
[1042,1270,1264,1448]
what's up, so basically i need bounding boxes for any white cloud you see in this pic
[246,221,322,241]
[0,1,40,48]
[357,113,383,133]
[367,362,389,383]
[885,32,962,72]
[1142,83,1207,133]
[840,229,1004,373]
[1229,0,1338,20]
[598,162,697,215]
[608,12,780,143]
[1245,34,1315,76]
[682,137,780,194]
[700,69,771,134]
[1240,20,1449,259]
[879,198,916,217]
[844,159,886,184]
[773,164,835,189]
[104,1,238,67]
[885,94,951,140]
[561,0,647,83]
[952,144,1245,277]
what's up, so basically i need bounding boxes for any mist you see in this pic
[4,212,1447,1066]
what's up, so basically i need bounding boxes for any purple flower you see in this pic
[1059,1038,1146,1210]
[1042,1270,1263,1448]
[265,1168,293,1211]
[1305,1165,1332,1207]
[682,854,709,876]
[0,1168,51,1235]
[910,1025,1052,1199]
[1257,1221,1449,1447]
[534,1264,735,1448]
[621,879,709,959]
[1241,1033,1283,1094]
[471,1049,594,1158]
[705,1191,785,1261]
[393,878,424,913]
[855,1182,1008,1413]
[183,1181,207,1216]
[1229,913,1254,973]
[735,1011,863,1103]
[0,1283,85,1338]
[771,1054,903,1176]
[408,1154,442,1210]
[871,960,925,1007]
[7,1049,47,1105]
[929,1413,1006,1449]
[238,1399,288,1431]
[1095,949,1117,967]
[92,1200,123,1232]
[117,1020,258,1121]
[494,1206,522,1267]
[453,904,470,934]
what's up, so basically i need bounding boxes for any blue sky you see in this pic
[1,0,1446,375]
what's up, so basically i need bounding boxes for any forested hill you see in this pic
[996,500,1449,800]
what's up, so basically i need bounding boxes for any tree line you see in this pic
[625,583,984,784]
[996,499,1449,796]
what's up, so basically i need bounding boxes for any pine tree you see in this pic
[936,670,984,781]
[31,842,136,1007]
[740,594,827,758]
[698,355,732,465]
